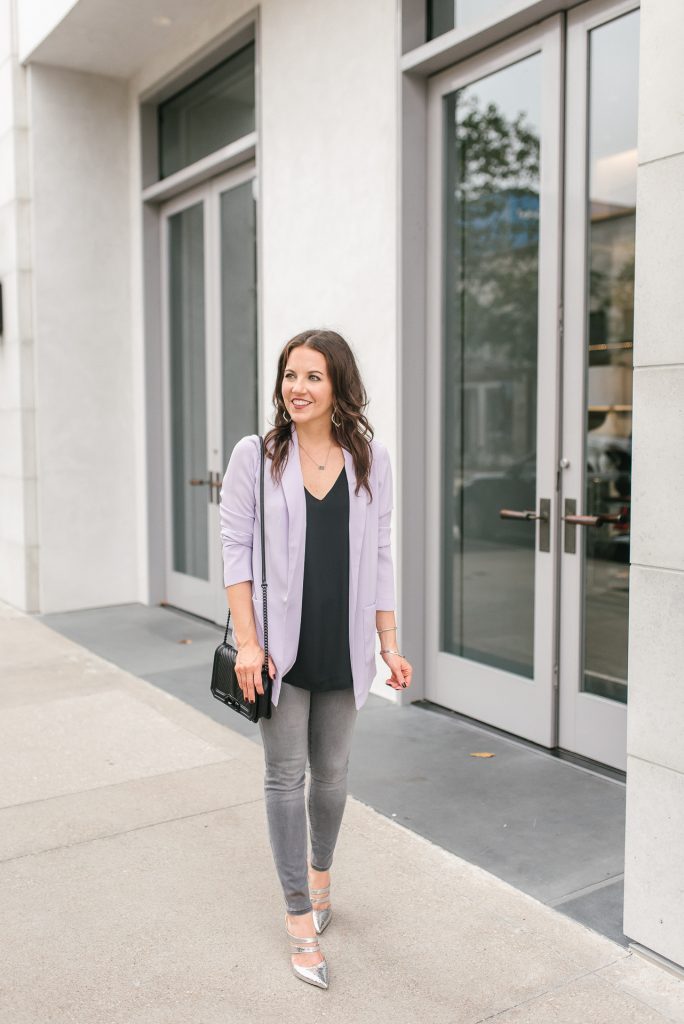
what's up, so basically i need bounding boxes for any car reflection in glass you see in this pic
[451,436,630,563]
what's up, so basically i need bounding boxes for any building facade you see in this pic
[1,0,682,975]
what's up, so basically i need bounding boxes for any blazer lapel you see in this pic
[281,423,306,599]
[343,443,368,619]
[280,422,368,615]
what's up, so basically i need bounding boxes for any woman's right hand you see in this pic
[235,641,276,702]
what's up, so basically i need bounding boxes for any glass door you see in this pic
[425,16,563,746]
[160,165,258,622]
[559,0,639,771]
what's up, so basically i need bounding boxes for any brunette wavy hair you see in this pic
[263,329,376,501]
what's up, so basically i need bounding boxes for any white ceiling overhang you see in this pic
[18,0,238,80]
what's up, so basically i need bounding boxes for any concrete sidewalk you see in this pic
[2,600,683,1024]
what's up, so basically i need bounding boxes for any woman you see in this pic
[219,329,413,990]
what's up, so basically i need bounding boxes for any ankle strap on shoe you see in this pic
[287,932,321,954]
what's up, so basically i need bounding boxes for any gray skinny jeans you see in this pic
[258,680,359,915]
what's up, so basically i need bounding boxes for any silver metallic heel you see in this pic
[309,874,333,935]
[285,916,329,989]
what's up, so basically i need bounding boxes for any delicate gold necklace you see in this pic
[298,438,334,471]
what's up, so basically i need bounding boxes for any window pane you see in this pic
[159,42,255,179]
[428,1,521,41]
[168,202,208,579]
[441,55,541,677]
[220,181,259,467]
[428,0,455,39]
[582,10,639,703]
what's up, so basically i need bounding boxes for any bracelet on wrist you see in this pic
[380,648,402,656]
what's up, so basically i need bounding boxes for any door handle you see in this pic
[189,472,221,503]
[562,499,629,554]
[499,508,546,521]
[561,511,628,527]
[499,499,551,552]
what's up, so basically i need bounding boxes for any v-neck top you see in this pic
[282,464,354,692]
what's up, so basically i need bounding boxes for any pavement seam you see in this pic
[549,872,625,907]
[0,756,237,811]
[8,614,260,758]
[472,955,636,1023]
[472,967,602,1022]
[113,680,266,752]
[0,795,265,866]
[357,800,625,913]
[345,801,636,961]
[1,674,250,761]
[585,957,684,1024]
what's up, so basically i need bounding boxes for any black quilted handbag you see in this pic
[211,435,272,722]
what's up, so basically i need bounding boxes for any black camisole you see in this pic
[282,464,354,692]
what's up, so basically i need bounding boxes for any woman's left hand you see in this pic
[381,652,412,690]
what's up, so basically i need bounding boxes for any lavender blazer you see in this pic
[219,422,396,710]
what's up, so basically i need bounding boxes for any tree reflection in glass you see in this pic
[440,55,541,677]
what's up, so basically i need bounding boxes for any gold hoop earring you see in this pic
[283,406,291,423]
[331,405,342,428]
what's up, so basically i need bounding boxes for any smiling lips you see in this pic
[292,400,311,407]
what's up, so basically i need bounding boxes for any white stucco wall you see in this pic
[258,0,398,449]
[28,64,136,611]
[623,0,684,972]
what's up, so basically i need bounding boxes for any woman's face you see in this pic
[282,346,334,425]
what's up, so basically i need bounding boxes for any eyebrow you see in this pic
[285,367,326,374]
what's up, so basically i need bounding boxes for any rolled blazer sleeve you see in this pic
[376,444,396,611]
[219,435,259,588]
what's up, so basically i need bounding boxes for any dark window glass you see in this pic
[168,202,208,579]
[220,181,259,468]
[428,0,455,39]
[427,1,520,42]
[158,42,255,179]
